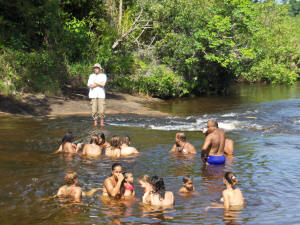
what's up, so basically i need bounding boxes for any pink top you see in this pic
[125,184,134,191]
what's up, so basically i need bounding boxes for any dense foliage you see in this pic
[0,0,299,97]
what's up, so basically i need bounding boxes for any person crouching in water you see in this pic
[102,163,124,199]
[105,136,121,158]
[57,172,82,202]
[121,172,135,198]
[97,132,110,150]
[81,135,102,158]
[206,172,244,210]
[57,171,101,203]
[53,132,78,154]
[120,136,139,156]
[141,175,174,207]
[169,132,197,154]
[178,175,195,194]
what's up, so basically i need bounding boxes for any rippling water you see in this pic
[1,83,300,224]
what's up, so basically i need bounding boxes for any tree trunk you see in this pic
[118,0,123,33]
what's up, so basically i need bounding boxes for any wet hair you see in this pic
[151,175,166,199]
[183,175,193,184]
[224,172,238,188]
[121,135,130,145]
[64,171,78,185]
[112,163,122,171]
[90,135,99,144]
[97,132,106,145]
[110,136,120,149]
[176,132,186,142]
[208,119,218,128]
[138,174,151,184]
[61,132,74,145]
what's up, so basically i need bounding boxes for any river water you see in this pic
[1,83,300,225]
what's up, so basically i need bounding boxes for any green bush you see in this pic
[113,63,190,98]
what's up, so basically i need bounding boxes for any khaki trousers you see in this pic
[91,98,105,120]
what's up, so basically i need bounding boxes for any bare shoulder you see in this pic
[178,187,186,193]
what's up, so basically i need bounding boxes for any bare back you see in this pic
[223,188,244,209]
[150,191,174,207]
[205,129,225,156]
[82,144,102,157]
[105,147,121,158]
[62,142,77,154]
[224,139,234,156]
[57,185,82,202]
[120,145,139,156]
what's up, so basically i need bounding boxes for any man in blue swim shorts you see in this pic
[201,120,226,165]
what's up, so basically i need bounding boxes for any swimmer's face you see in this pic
[139,180,150,189]
[175,134,181,144]
[183,180,193,191]
[112,166,122,178]
[98,137,103,144]
[126,173,134,183]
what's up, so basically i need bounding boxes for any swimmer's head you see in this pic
[111,163,122,178]
[121,135,130,145]
[64,171,78,185]
[207,120,218,133]
[110,136,120,149]
[97,132,105,145]
[124,172,133,183]
[207,119,218,128]
[182,175,194,191]
[176,132,186,143]
[138,174,151,188]
[151,175,166,199]
[90,135,98,144]
[224,172,238,188]
[62,132,74,144]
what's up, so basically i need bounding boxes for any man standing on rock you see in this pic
[87,63,107,126]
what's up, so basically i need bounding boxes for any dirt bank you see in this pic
[0,91,169,118]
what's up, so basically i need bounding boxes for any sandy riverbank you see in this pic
[0,91,169,118]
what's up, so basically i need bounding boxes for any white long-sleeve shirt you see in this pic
[87,73,107,99]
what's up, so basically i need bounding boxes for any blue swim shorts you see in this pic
[207,155,226,165]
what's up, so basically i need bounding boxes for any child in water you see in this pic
[206,172,244,210]
[123,172,135,198]
[178,175,195,193]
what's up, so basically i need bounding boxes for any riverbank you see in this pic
[0,91,169,118]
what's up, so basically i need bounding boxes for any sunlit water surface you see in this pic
[1,83,300,224]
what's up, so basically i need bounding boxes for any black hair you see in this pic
[112,163,122,171]
[62,132,74,145]
[97,132,106,145]
[151,175,166,199]
[183,175,193,184]
[224,172,238,188]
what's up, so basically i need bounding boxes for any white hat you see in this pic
[93,63,103,69]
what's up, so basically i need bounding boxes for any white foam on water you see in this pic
[221,113,238,117]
